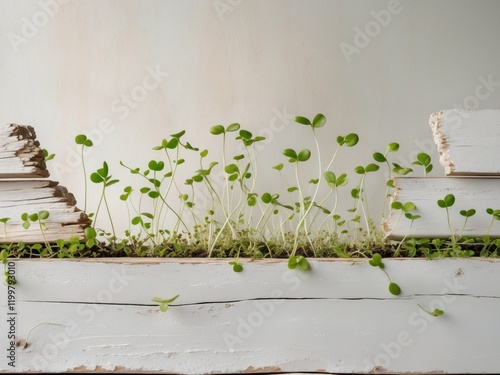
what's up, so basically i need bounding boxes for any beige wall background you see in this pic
[1,0,500,236]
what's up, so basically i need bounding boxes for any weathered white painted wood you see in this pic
[0,124,48,178]
[1,258,499,373]
[430,109,500,175]
[0,180,90,243]
[384,177,500,239]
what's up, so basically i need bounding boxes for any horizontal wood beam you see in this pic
[0,180,90,243]
[430,109,500,175]
[384,177,500,239]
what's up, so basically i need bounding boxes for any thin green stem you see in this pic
[81,144,88,213]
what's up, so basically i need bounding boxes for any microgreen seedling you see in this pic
[42,149,55,162]
[90,161,119,240]
[418,304,444,317]
[21,210,52,254]
[369,253,401,296]
[412,152,433,176]
[437,194,457,248]
[459,208,476,237]
[388,201,420,256]
[75,134,94,212]
[229,260,243,272]
[288,255,311,271]
[152,294,180,312]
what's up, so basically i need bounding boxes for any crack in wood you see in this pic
[21,293,496,309]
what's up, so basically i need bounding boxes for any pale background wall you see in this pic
[1,0,500,237]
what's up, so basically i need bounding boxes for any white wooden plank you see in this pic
[0,180,90,243]
[430,109,500,175]
[1,258,498,374]
[0,124,49,178]
[384,177,500,239]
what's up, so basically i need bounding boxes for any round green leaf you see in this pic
[232,262,243,272]
[391,201,403,210]
[239,130,252,139]
[294,116,311,126]
[402,202,416,212]
[324,171,336,184]
[38,210,49,220]
[354,166,365,174]
[417,152,431,165]
[90,173,104,183]
[224,164,239,174]
[226,123,240,132]
[369,253,383,267]
[297,256,310,271]
[387,143,399,152]
[297,149,311,162]
[312,113,326,128]
[283,149,297,160]
[351,188,360,199]
[373,152,386,162]
[365,163,380,173]
[344,133,359,147]
[166,138,179,149]
[444,194,455,207]
[389,282,401,296]
[210,125,225,135]
[261,192,272,204]
[75,134,87,145]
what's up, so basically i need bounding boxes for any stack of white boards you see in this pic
[384,109,500,239]
[0,124,90,243]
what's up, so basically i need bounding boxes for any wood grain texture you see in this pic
[0,124,49,178]
[430,109,500,175]
[383,177,500,239]
[1,258,499,374]
[0,180,90,243]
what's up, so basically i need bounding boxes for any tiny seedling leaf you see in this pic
[373,152,386,163]
[387,142,399,152]
[210,125,225,135]
[297,149,311,162]
[312,113,326,128]
[389,282,401,296]
[226,123,240,132]
[344,133,359,147]
[294,116,311,126]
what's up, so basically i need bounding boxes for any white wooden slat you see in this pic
[384,177,500,239]
[0,180,89,243]
[430,109,500,175]
[0,258,498,373]
[0,124,49,178]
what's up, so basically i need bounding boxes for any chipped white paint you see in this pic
[430,109,500,175]
[0,124,48,178]
[1,258,499,373]
[384,177,500,239]
[0,180,90,243]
